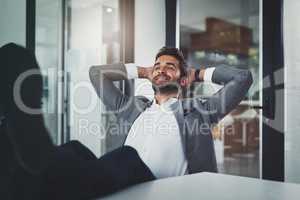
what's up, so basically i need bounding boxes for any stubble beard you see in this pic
[152,80,181,96]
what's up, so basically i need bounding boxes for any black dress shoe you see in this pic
[0,43,54,174]
[0,43,55,200]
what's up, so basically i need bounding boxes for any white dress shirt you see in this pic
[124,63,215,179]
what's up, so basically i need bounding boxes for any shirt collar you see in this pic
[152,97,178,108]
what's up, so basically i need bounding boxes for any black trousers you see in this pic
[43,141,155,200]
[41,141,155,200]
[1,138,155,200]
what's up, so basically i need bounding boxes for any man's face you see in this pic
[151,55,181,85]
[151,55,183,94]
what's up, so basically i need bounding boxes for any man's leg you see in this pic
[42,145,155,200]
[96,146,156,188]
[56,140,98,161]
[1,44,154,199]
[0,125,43,200]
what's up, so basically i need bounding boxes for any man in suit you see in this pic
[1,43,252,199]
[89,46,253,178]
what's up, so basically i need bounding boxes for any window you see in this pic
[179,0,261,178]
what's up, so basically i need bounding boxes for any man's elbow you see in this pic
[89,66,99,78]
[237,69,253,88]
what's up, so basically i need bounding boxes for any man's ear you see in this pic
[179,77,188,87]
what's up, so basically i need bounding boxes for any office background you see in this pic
[0,0,299,184]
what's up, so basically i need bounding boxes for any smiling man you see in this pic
[89,46,253,178]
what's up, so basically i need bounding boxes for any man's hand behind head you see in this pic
[137,66,154,80]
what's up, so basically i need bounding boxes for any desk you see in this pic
[99,172,300,200]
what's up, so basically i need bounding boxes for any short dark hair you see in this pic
[155,46,187,78]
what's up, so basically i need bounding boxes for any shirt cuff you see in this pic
[125,63,138,79]
[203,67,216,82]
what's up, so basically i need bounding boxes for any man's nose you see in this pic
[157,66,167,74]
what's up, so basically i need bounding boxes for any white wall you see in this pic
[284,0,300,184]
[68,3,104,157]
[0,0,26,46]
[134,0,166,99]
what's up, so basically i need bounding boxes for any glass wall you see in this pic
[0,0,26,46]
[36,0,63,144]
[179,0,261,178]
[65,0,120,156]
[284,0,300,184]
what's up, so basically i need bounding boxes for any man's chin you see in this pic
[152,83,180,95]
